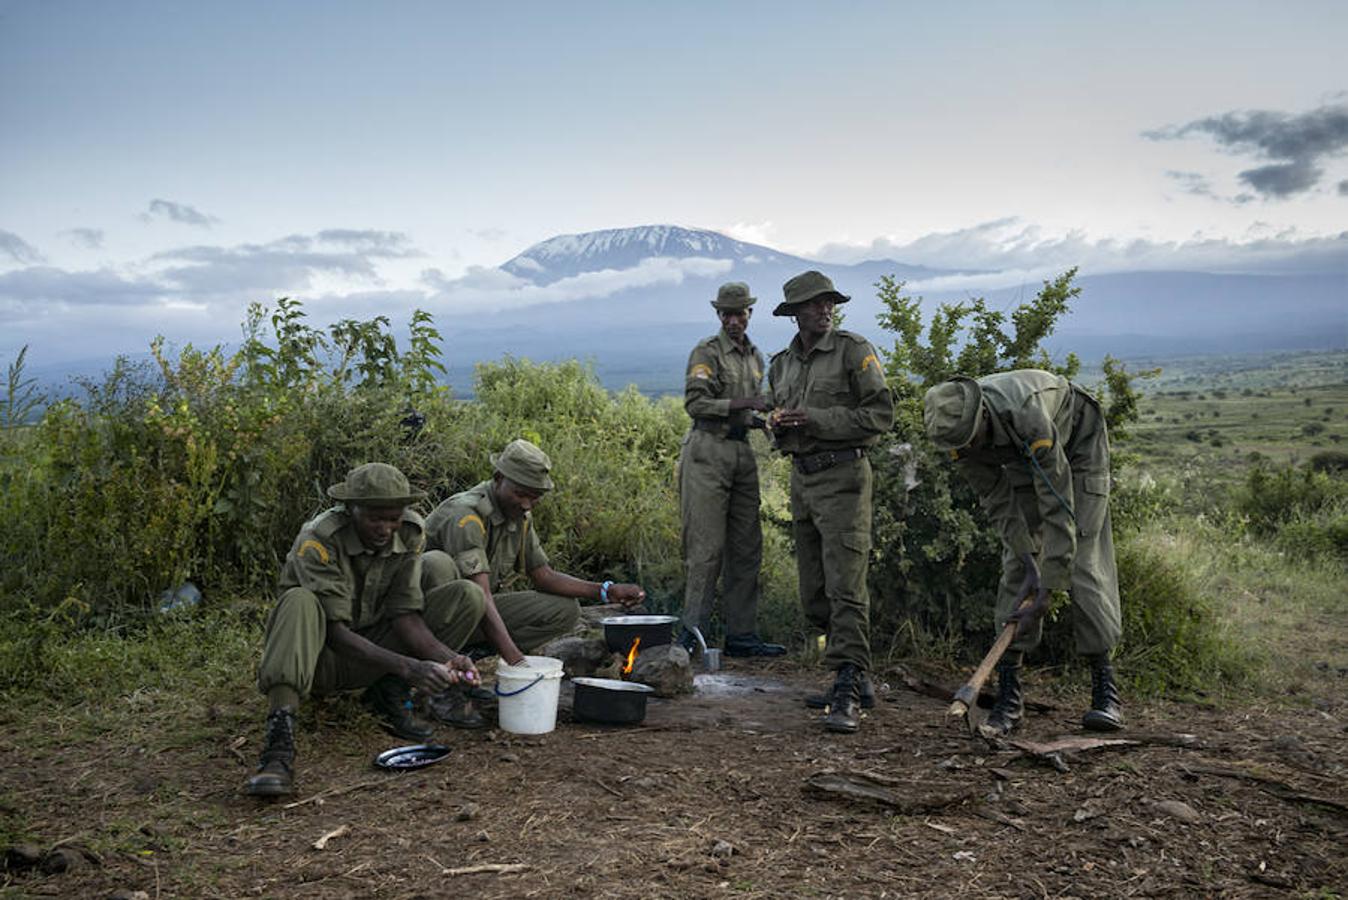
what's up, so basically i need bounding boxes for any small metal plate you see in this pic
[373,743,450,770]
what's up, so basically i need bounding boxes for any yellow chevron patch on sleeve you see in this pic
[859,353,880,374]
[299,539,331,565]
[1029,438,1054,453]
[689,363,713,381]
[457,513,485,533]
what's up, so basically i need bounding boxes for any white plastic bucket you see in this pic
[494,655,564,735]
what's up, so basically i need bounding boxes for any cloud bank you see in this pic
[0,229,45,265]
[1145,99,1348,199]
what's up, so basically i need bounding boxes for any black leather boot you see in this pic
[363,675,434,741]
[804,671,875,710]
[1082,656,1125,732]
[724,634,787,657]
[822,664,863,734]
[245,708,296,797]
[428,685,487,729]
[978,662,1024,738]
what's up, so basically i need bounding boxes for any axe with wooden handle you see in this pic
[947,597,1034,721]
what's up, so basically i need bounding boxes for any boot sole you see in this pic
[804,695,875,710]
[1082,713,1124,732]
[245,779,293,797]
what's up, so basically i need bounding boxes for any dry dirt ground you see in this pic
[3,658,1346,899]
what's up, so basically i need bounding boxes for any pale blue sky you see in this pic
[1,0,1345,360]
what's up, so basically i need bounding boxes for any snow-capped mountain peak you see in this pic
[501,224,804,284]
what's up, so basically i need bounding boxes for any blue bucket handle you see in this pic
[494,673,545,697]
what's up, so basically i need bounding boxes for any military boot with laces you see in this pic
[1082,656,1124,732]
[804,671,875,710]
[245,708,296,797]
[822,664,863,734]
[362,675,434,741]
[977,662,1024,739]
[427,685,487,729]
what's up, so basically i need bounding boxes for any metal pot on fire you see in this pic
[599,615,678,654]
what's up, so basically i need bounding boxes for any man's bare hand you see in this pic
[609,583,647,609]
[1008,552,1050,628]
[770,407,809,429]
[405,659,454,694]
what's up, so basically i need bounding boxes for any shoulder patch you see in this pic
[457,513,486,534]
[689,363,713,381]
[1028,438,1054,454]
[858,352,881,375]
[299,539,332,565]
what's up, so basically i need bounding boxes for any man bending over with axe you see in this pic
[924,370,1124,736]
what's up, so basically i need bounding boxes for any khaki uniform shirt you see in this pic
[278,506,426,629]
[425,480,549,593]
[949,370,1084,590]
[684,329,765,433]
[767,329,894,454]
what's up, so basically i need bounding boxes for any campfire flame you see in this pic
[621,636,641,676]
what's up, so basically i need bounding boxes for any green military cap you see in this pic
[491,438,555,492]
[711,281,756,311]
[922,377,984,451]
[327,462,427,505]
[773,270,851,316]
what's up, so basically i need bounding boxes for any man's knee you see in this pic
[421,549,461,588]
[426,578,486,621]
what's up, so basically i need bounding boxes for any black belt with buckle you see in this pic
[793,447,864,474]
[693,418,748,442]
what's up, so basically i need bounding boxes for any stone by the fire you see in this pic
[630,644,693,697]
[538,636,610,678]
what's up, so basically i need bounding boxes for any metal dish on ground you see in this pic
[373,743,451,770]
[571,677,655,725]
[599,615,678,654]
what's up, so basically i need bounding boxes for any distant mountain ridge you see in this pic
[501,224,813,284]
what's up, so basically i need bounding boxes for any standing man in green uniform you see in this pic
[247,463,483,797]
[421,439,647,673]
[923,370,1124,735]
[678,282,785,658]
[768,271,894,733]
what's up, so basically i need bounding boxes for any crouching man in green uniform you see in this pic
[768,271,894,733]
[677,281,785,658]
[923,370,1124,735]
[247,463,483,797]
[421,440,647,700]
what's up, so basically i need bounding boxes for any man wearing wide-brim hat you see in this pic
[422,439,648,682]
[767,270,894,733]
[246,462,483,797]
[923,369,1124,737]
[675,282,786,659]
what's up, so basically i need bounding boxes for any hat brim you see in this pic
[773,291,851,317]
[711,297,757,311]
[327,485,427,505]
[490,453,555,493]
[925,377,984,451]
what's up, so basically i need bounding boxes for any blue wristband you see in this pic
[600,580,614,603]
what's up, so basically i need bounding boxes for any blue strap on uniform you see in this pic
[1023,440,1076,522]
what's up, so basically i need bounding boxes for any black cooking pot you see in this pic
[600,615,678,654]
[571,677,655,725]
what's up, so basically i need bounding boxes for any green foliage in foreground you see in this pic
[3,283,1343,701]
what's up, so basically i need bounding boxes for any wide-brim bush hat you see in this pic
[774,270,851,316]
[923,376,984,451]
[327,462,427,505]
[491,439,555,492]
[711,281,756,311]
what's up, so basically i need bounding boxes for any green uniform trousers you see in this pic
[996,397,1122,656]
[256,579,485,698]
[678,429,763,638]
[791,455,873,671]
[421,550,580,653]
